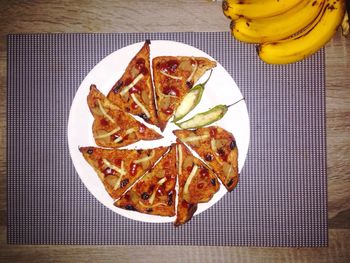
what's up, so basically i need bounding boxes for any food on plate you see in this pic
[152,56,216,131]
[223,0,346,64]
[175,142,219,226]
[79,146,169,199]
[77,41,246,225]
[177,142,219,204]
[87,84,162,148]
[114,144,177,217]
[174,173,198,226]
[175,98,244,129]
[174,126,239,192]
[172,70,212,123]
[107,40,158,126]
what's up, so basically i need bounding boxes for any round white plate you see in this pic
[68,40,250,223]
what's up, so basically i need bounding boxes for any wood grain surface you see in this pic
[0,0,349,262]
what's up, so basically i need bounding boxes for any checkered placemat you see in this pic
[7,32,327,246]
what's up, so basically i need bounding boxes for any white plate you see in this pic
[68,40,250,223]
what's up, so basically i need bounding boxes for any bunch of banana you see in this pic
[222,0,348,64]
[342,10,349,36]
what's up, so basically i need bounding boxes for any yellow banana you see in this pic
[231,0,326,44]
[341,10,349,37]
[257,0,346,64]
[222,0,302,20]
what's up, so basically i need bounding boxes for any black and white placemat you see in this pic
[7,32,327,246]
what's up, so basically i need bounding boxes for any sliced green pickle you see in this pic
[173,70,212,122]
[175,98,245,129]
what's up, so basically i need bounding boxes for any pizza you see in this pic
[88,84,162,148]
[152,56,217,131]
[173,126,239,192]
[107,40,158,126]
[79,146,169,199]
[176,142,219,204]
[114,144,177,217]
[77,42,244,226]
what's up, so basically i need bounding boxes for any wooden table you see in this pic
[0,1,349,262]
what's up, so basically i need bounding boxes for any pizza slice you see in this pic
[107,40,158,126]
[173,144,198,227]
[176,142,219,204]
[174,126,239,192]
[174,142,219,226]
[114,144,177,217]
[152,56,217,131]
[88,84,162,148]
[79,146,169,200]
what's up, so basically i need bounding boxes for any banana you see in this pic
[231,0,326,44]
[222,0,302,20]
[257,0,346,64]
[341,10,349,37]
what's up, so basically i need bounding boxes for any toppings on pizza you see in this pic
[174,126,239,192]
[114,145,177,217]
[134,149,155,164]
[177,142,219,204]
[180,133,210,143]
[87,85,162,148]
[160,70,183,80]
[130,93,151,119]
[153,56,217,131]
[94,126,121,139]
[79,146,169,200]
[186,58,198,84]
[120,73,144,96]
[183,164,199,198]
[97,99,115,123]
[107,41,158,126]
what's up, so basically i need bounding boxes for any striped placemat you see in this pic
[7,32,327,246]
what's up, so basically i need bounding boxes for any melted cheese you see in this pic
[131,93,151,118]
[181,134,209,142]
[120,73,144,95]
[133,150,155,164]
[125,128,136,135]
[138,201,167,208]
[112,128,136,143]
[186,58,198,83]
[210,138,217,153]
[97,99,115,123]
[149,177,167,205]
[102,159,126,176]
[113,136,123,143]
[95,127,121,139]
[183,164,198,196]
[177,144,183,176]
[160,70,183,80]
